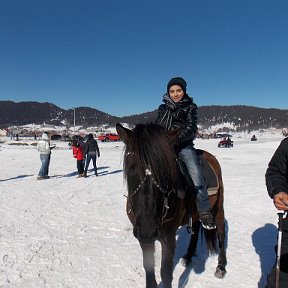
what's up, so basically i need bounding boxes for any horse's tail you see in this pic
[202,228,218,255]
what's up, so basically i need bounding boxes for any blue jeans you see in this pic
[38,154,51,177]
[179,146,211,212]
[84,152,97,175]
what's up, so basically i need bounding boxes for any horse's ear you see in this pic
[116,123,133,145]
[167,129,181,144]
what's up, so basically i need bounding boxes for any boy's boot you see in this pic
[199,210,216,230]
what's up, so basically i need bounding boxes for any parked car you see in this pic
[72,135,84,141]
[218,137,233,148]
[61,135,72,141]
[215,133,232,138]
[98,133,120,142]
[50,134,62,140]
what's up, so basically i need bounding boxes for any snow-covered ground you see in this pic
[0,132,285,288]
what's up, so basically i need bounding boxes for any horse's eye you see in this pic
[126,157,136,174]
[127,165,136,175]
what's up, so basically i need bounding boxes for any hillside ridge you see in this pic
[0,101,287,131]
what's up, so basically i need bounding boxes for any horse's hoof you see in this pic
[180,257,191,267]
[214,267,226,279]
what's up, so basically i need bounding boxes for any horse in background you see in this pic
[116,123,226,288]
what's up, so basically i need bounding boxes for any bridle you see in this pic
[125,152,177,223]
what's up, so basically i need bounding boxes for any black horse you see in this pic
[116,123,227,288]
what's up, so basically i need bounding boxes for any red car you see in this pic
[98,133,120,142]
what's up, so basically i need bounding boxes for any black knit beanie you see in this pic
[167,77,187,94]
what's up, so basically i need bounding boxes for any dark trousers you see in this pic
[266,218,288,288]
[84,152,97,175]
[38,154,51,177]
[76,160,84,175]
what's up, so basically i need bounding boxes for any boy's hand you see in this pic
[273,192,288,210]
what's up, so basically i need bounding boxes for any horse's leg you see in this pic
[160,235,176,288]
[181,220,201,267]
[214,200,227,278]
[140,242,158,288]
[215,221,227,278]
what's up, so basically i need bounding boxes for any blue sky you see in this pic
[0,0,288,117]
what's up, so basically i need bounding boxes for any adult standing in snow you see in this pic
[156,77,216,230]
[83,133,100,177]
[36,132,55,180]
[265,137,288,288]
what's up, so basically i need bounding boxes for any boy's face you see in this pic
[168,85,185,102]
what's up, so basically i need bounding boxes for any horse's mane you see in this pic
[124,123,177,187]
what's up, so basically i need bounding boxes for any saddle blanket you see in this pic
[198,152,219,196]
[177,150,219,199]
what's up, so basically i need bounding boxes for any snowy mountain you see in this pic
[0,101,287,132]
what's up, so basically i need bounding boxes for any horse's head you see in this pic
[116,123,179,243]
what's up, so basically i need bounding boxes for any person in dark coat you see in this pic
[156,77,216,230]
[224,136,233,147]
[265,137,288,288]
[83,133,100,177]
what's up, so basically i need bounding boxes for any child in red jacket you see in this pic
[72,140,84,177]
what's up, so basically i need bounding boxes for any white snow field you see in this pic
[0,132,285,288]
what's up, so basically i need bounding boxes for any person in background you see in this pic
[72,139,84,178]
[225,136,233,147]
[78,137,87,168]
[83,133,100,177]
[36,132,55,180]
[265,137,288,288]
[251,135,257,141]
[156,77,216,230]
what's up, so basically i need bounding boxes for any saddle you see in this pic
[176,149,219,199]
